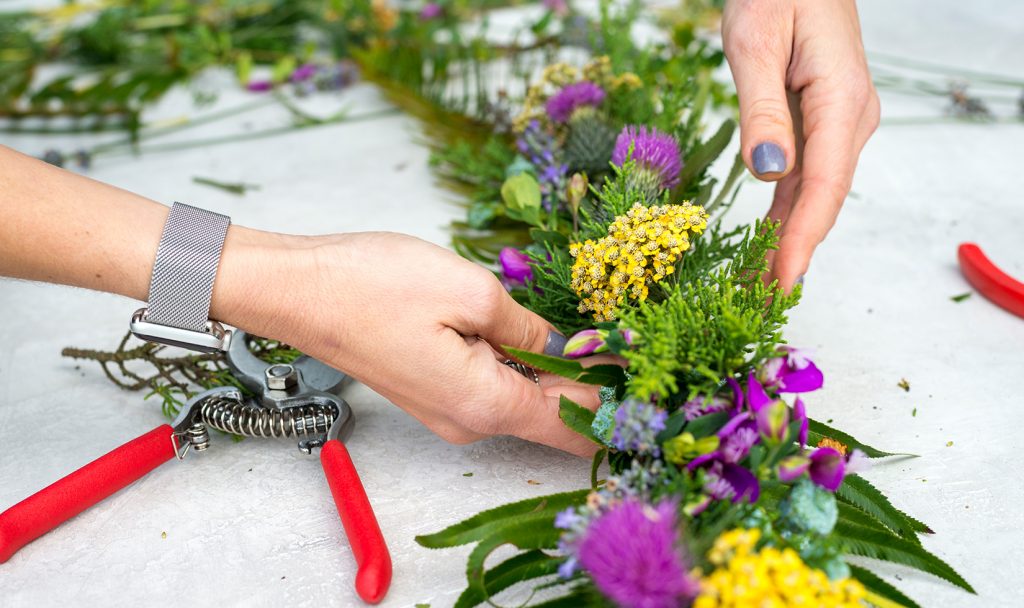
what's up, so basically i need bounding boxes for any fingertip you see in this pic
[747,141,793,182]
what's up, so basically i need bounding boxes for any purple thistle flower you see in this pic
[499,247,532,287]
[612,400,667,455]
[577,499,700,608]
[612,126,683,190]
[545,81,606,124]
[420,2,443,20]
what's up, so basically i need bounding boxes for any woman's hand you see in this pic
[0,146,603,457]
[721,0,880,290]
[240,232,603,457]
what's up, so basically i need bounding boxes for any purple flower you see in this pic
[681,394,731,421]
[564,329,606,358]
[612,400,667,455]
[793,397,808,447]
[612,126,683,189]
[517,120,568,211]
[758,346,823,393]
[720,424,758,463]
[499,247,532,287]
[543,0,569,16]
[577,499,700,608]
[704,462,760,503]
[546,82,606,123]
[420,2,443,19]
[290,64,318,82]
[808,447,846,491]
[246,80,273,92]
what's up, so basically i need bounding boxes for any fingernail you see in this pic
[544,331,568,357]
[752,142,786,175]
[796,274,805,286]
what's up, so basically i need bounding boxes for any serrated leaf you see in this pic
[837,501,918,545]
[466,520,562,599]
[838,475,930,540]
[848,564,921,608]
[559,395,599,443]
[807,418,911,459]
[454,550,560,608]
[835,521,974,593]
[416,489,587,548]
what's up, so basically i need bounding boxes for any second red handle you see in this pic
[320,439,392,604]
[0,424,176,563]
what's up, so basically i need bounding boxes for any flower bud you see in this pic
[756,399,790,443]
[563,328,608,358]
[777,455,810,482]
[499,247,533,286]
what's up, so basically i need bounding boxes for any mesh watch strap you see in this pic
[146,202,231,332]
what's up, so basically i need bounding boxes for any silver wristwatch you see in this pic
[130,202,233,353]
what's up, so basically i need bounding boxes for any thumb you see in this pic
[722,0,796,182]
[457,280,567,357]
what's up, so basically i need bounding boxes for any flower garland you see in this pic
[415,6,974,605]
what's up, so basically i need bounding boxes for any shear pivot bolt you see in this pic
[266,364,298,390]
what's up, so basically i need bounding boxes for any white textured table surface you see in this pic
[2,2,1023,607]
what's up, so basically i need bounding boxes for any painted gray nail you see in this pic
[544,331,568,357]
[752,142,786,175]
[796,274,805,286]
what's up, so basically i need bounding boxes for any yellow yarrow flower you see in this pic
[694,529,867,608]
[569,201,708,321]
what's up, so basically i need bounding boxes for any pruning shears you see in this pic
[0,331,392,604]
[958,243,1024,319]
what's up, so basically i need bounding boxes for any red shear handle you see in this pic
[320,439,392,604]
[0,424,176,563]
[958,243,1024,319]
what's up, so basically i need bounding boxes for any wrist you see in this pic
[210,226,307,343]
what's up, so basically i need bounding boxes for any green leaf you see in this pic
[528,228,569,248]
[837,501,916,544]
[236,52,252,85]
[807,418,910,459]
[467,202,499,229]
[505,347,627,386]
[848,564,921,608]
[838,475,931,540]
[416,489,587,548]
[683,411,730,438]
[675,119,735,190]
[559,395,599,443]
[591,448,606,488]
[655,410,687,442]
[835,521,974,593]
[466,520,563,599]
[501,173,542,226]
[454,550,561,608]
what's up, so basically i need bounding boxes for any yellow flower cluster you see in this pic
[817,437,849,456]
[513,56,642,132]
[569,202,708,321]
[694,529,866,608]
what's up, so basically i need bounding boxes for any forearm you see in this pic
[0,145,298,338]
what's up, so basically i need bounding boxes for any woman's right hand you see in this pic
[229,231,604,457]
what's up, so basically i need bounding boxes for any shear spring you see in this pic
[199,395,336,439]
